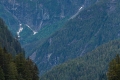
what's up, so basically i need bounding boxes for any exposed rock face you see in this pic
[0,0,87,32]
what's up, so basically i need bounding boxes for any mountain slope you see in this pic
[0,0,95,31]
[0,0,97,57]
[0,0,86,37]
[0,18,24,56]
[34,0,120,74]
[41,39,120,80]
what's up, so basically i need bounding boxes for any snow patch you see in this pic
[47,53,52,61]
[17,24,23,38]
[33,31,38,35]
[19,24,22,26]
[25,24,38,35]
[79,6,83,10]
[38,21,43,30]
[49,38,52,45]
[70,5,84,19]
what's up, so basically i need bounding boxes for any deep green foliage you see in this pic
[107,54,120,80]
[41,40,120,80]
[0,66,5,80]
[0,47,39,80]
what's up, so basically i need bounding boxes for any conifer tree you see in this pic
[32,64,39,80]
[0,47,39,80]
[0,66,5,80]
[14,53,26,79]
[7,62,18,80]
[107,54,120,80]
[23,59,33,80]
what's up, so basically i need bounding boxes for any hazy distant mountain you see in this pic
[0,0,97,55]
[33,0,120,74]
[0,0,96,31]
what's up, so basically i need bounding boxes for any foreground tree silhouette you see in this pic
[7,62,18,80]
[0,66,5,80]
[14,54,39,80]
[0,47,39,80]
[107,54,120,80]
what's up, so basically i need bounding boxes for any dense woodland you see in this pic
[107,54,120,80]
[0,18,39,80]
[0,47,39,80]
[41,40,120,80]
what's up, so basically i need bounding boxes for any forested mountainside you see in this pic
[33,0,120,74]
[0,18,24,56]
[41,40,120,80]
[0,50,39,80]
[0,18,39,80]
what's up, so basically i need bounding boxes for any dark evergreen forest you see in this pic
[0,18,39,80]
